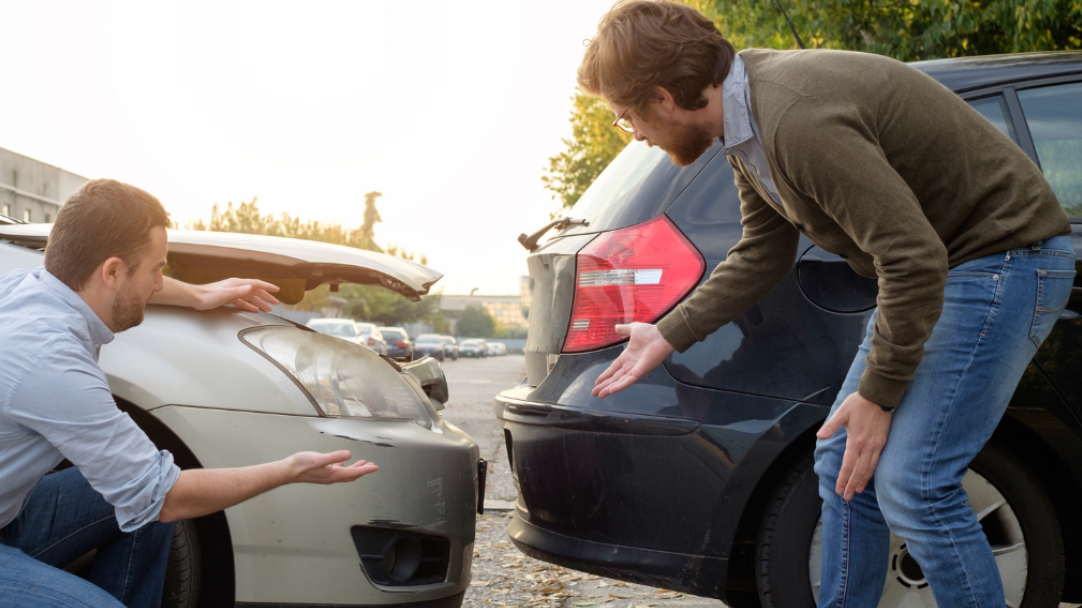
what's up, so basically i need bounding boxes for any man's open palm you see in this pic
[592,323,675,399]
[290,450,379,484]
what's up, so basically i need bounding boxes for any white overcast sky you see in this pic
[0,0,618,295]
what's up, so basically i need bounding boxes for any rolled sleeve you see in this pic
[8,344,181,531]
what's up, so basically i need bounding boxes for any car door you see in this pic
[1009,79,1082,413]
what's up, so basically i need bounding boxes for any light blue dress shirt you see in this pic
[720,55,783,207]
[0,268,180,532]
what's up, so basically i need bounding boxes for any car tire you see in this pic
[756,443,1063,608]
[162,518,202,608]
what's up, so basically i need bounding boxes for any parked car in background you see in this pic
[440,335,460,360]
[485,342,507,357]
[458,339,488,358]
[378,326,413,361]
[497,51,1082,608]
[306,318,363,343]
[414,334,447,361]
[355,322,388,356]
[0,221,481,608]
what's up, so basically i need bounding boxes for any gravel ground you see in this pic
[437,354,1077,608]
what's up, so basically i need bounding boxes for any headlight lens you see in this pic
[241,326,436,428]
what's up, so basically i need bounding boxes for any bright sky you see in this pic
[0,0,618,296]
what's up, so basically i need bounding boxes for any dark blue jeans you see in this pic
[0,467,174,607]
[815,235,1076,607]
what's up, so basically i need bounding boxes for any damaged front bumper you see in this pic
[152,405,480,606]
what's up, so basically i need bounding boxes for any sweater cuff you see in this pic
[657,307,700,353]
[857,369,910,410]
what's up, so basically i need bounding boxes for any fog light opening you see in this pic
[382,536,423,584]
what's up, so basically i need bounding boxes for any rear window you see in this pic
[559,140,723,237]
[380,328,406,341]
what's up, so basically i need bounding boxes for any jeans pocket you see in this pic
[1030,269,1076,347]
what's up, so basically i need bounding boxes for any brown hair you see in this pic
[45,179,171,291]
[578,0,736,113]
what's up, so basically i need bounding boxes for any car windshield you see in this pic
[461,340,482,347]
[308,323,355,338]
[416,337,441,345]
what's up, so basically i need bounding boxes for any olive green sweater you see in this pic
[657,49,1069,409]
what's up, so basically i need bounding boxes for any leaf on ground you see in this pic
[613,581,628,587]
[608,594,631,599]
[541,585,563,595]
[575,603,598,607]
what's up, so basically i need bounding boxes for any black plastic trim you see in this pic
[508,514,728,598]
[495,395,699,436]
[235,591,464,608]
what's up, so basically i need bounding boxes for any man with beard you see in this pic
[585,1,1073,606]
[0,179,380,608]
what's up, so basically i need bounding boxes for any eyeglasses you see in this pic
[612,107,637,134]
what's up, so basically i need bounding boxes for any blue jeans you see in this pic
[814,235,1076,607]
[0,467,175,607]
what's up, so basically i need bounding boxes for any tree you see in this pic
[360,191,383,252]
[456,305,496,338]
[698,0,1081,61]
[542,0,1081,214]
[543,92,633,210]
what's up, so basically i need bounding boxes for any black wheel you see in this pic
[756,443,1063,608]
[162,518,202,608]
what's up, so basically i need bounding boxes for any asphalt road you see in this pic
[438,354,727,608]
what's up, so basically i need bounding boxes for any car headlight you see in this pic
[241,326,437,429]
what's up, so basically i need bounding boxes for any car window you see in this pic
[967,95,1017,143]
[1017,82,1082,218]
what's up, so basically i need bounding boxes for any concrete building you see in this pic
[0,146,89,223]
[439,294,528,333]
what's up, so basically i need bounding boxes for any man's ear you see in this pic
[651,86,678,115]
[99,257,125,290]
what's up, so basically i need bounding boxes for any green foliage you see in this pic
[543,92,634,210]
[457,304,496,338]
[697,0,1081,60]
[187,198,436,325]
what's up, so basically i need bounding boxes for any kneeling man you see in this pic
[0,179,379,607]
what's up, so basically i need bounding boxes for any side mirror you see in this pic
[401,357,449,410]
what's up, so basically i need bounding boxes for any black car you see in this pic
[414,334,446,361]
[497,51,1082,608]
[378,326,414,361]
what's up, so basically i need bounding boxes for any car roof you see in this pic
[911,50,1082,93]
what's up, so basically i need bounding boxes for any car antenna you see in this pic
[773,0,806,49]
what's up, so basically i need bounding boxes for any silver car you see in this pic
[0,221,482,608]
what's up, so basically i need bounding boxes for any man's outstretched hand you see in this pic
[591,322,675,399]
[193,278,281,312]
[288,450,380,485]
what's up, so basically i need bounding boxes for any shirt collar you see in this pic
[39,269,115,347]
[720,55,754,151]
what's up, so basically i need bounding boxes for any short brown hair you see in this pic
[578,0,736,113]
[45,179,171,291]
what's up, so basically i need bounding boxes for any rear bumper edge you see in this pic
[507,513,727,599]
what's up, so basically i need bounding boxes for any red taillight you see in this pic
[368,337,376,347]
[396,341,408,347]
[562,215,704,353]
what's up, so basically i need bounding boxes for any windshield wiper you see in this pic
[518,217,589,252]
